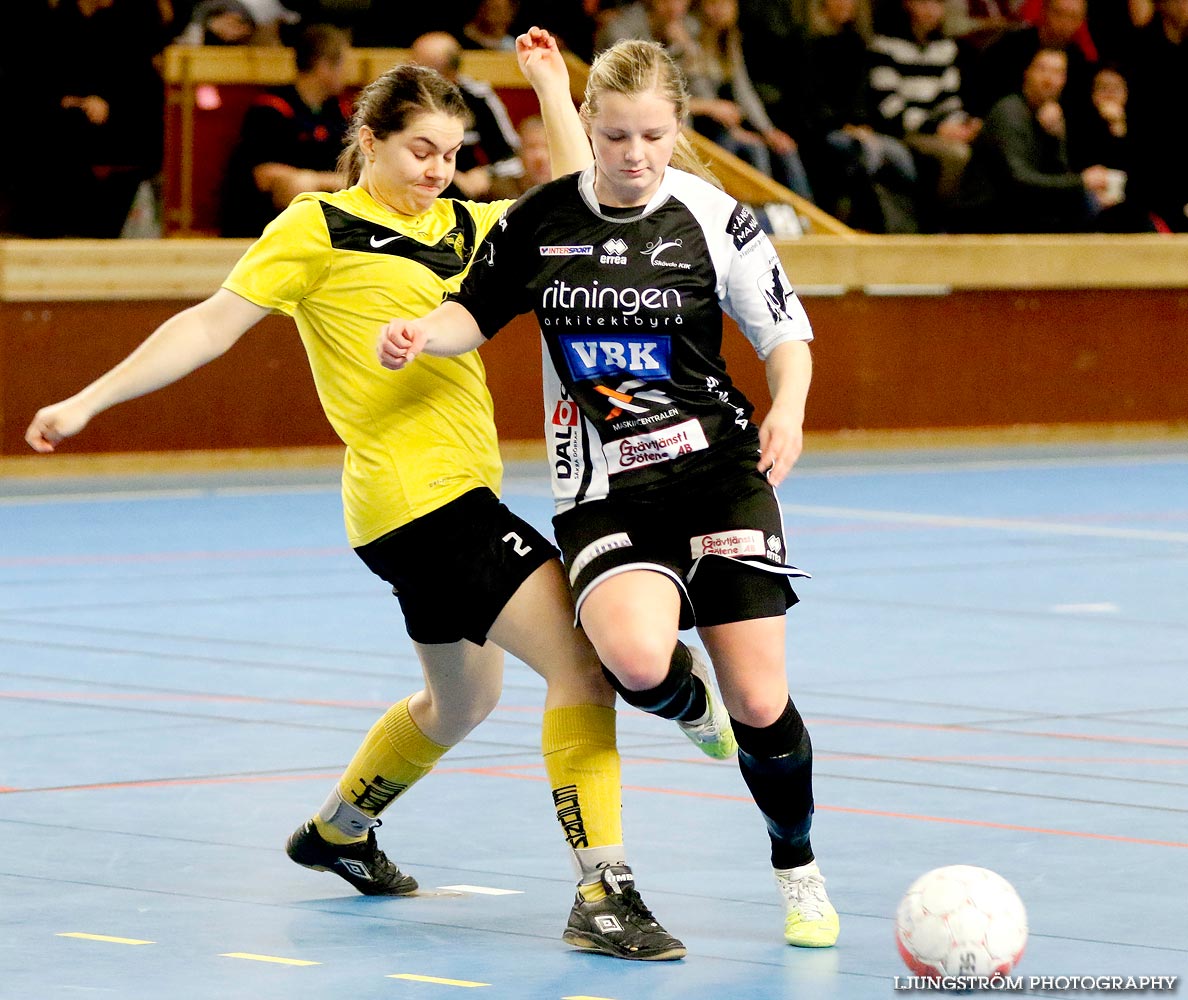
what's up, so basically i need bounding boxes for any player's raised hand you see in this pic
[25,397,93,453]
[377,319,427,370]
[515,27,567,90]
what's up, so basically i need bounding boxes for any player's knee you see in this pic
[733,698,809,760]
[596,631,677,690]
[425,685,502,742]
[728,690,794,730]
[589,627,674,688]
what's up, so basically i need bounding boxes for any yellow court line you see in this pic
[563,996,619,1000]
[220,952,320,966]
[387,973,490,987]
[57,932,154,945]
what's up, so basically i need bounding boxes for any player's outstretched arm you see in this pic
[377,302,486,370]
[757,340,812,487]
[516,26,593,177]
[25,289,269,453]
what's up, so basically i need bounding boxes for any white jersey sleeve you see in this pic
[666,172,813,360]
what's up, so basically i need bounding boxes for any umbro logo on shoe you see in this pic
[594,915,624,933]
[337,857,373,880]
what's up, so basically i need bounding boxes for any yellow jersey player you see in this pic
[25,30,684,961]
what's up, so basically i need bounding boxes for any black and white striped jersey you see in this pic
[449,165,813,511]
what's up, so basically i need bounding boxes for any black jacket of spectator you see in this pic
[969,25,1095,131]
[1125,19,1188,230]
[805,22,874,137]
[952,91,1091,231]
[221,85,352,237]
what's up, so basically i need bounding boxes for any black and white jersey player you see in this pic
[448,163,814,511]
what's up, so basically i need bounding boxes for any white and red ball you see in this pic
[895,865,1028,978]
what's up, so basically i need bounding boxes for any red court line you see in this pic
[813,717,1188,749]
[0,692,550,712]
[451,766,1188,850]
[0,772,344,795]
[818,753,1188,765]
[0,691,392,710]
[5,693,1181,750]
[2,762,1184,849]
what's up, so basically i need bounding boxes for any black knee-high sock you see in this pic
[601,641,709,722]
[733,699,815,869]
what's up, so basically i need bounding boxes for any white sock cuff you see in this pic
[317,787,377,838]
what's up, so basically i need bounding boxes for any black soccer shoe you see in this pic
[562,865,686,961]
[285,819,418,896]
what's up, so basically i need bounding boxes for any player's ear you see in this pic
[359,125,376,160]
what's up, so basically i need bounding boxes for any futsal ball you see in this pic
[895,865,1028,978]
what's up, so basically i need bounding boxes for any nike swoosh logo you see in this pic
[370,235,401,247]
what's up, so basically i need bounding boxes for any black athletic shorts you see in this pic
[552,452,808,630]
[354,488,558,645]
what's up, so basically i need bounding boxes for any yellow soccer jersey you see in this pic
[223,186,512,546]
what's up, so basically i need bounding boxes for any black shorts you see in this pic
[354,488,558,645]
[552,455,807,630]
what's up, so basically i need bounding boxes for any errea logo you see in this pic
[601,237,628,265]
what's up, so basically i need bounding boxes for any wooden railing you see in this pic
[161,45,848,236]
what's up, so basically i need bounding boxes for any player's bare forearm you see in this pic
[765,339,812,422]
[25,289,266,452]
[758,340,812,485]
[377,302,485,369]
[517,26,592,176]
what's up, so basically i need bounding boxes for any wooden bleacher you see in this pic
[161,44,851,236]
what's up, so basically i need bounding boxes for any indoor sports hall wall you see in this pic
[1,235,1186,459]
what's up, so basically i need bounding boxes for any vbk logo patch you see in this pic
[551,400,579,426]
[559,336,671,382]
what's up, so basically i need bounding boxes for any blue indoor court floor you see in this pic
[1,438,1186,999]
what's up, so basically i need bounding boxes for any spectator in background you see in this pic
[869,0,981,222]
[462,0,520,51]
[513,0,607,61]
[1070,63,1130,166]
[515,114,554,190]
[411,31,526,200]
[686,0,815,198]
[175,0,257,44]
[733,0,822,180]
[805,0,921,230]
[1087,0,1154,64]
[1125,0,1188,230]
[351,7,463,47]
[951,47,1117,230]
[594,0,701,55]
[968,0,1096,131]
[220,24,352,236]
[20,0,168,237]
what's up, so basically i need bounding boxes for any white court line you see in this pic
[784,503,1188,544]
[0,489,207,506]
[437,884,524,895]
[0,484,337,507]
[790,452,1188,479]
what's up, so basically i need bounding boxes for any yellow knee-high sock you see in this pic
[542,704,625,892]
[314,696,450,845]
